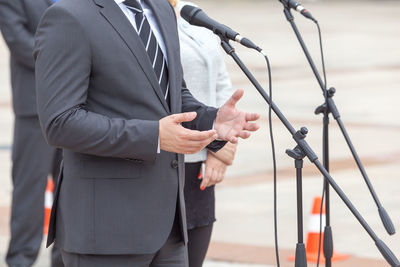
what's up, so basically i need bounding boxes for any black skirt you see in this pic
[184,162,216,230]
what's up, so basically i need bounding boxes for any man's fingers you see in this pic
[183,128,217,142]
[183,140,212,154]
[245,112,260,122]
[172,112,197,123]
[181,132,218,154]
[244,122,260,132]
[226,89,244,107]
[238,131,251,139]
[229,136,238,144]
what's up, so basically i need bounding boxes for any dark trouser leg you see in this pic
[151,210,188,267]
[187,224,213,267]
[61,250,154,267]
[61,243,187,267]
[51,244,64,267]
[6,116,62,267]
[60,236,187,267]
[184,162,215,267]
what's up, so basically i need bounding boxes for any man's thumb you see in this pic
[226,89,244,107]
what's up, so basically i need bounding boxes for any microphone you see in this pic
[280,0,317,22]
[180,5,261,52]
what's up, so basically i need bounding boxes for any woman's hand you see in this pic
[200,152,227,190]
[210,142,237,166]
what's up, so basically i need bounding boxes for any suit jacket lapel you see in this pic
[145,0,179,113]
[93,0,170,113]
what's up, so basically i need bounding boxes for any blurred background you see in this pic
[0,0,399,266]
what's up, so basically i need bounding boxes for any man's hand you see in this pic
[159,112,218,154]
[200,152,227,190]
[214,89,260,143]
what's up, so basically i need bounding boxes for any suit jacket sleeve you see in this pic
[34,6,158,162]
[0,0,35,69]
[181,79,217,131]
[181,79,226,152]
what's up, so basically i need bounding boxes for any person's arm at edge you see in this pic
[0,0,35,69]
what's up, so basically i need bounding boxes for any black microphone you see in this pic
[180,5,262,52]
[280,0,317,22]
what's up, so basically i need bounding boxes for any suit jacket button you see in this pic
[171,159,178,169]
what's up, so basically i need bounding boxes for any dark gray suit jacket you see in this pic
[0,0,52,116]
[34,0,221,255]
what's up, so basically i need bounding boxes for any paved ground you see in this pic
[0,0,399,266]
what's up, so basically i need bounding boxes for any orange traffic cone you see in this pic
[289,196,349,263]
[304,196,349,263]
[43,178,54,235]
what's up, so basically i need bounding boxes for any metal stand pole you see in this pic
[281,6,395,241]
[218,36,399,267]
[280,6,396,265]
[315,88,335,267]
[286,132,309,267]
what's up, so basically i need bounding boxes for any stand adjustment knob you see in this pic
[328,87,336,97]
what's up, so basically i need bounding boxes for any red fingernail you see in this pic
[201,186,205,191]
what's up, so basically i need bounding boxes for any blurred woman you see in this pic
[169,0,237,266]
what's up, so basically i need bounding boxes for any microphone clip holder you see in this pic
[314,88,339,119]
[217,34,236,57]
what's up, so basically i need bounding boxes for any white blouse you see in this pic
[177,1,233,163]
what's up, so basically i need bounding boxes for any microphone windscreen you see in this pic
[180,5,200,24]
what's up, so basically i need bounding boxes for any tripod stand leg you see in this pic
[295,243,307,267]
[323,225,333,266]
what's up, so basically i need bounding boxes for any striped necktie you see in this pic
[123,0,170,105]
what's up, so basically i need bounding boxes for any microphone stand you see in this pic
[286,138,309,267]
[217,35,399,267]
[281,6,396,267]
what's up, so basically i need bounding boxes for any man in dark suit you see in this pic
[0,0,63,266]
[34,0,259,265]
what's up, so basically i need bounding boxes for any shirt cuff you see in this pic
[212,121,224,141]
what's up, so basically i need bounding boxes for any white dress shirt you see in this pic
[115,0,170,152]
[114,0,168,63]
